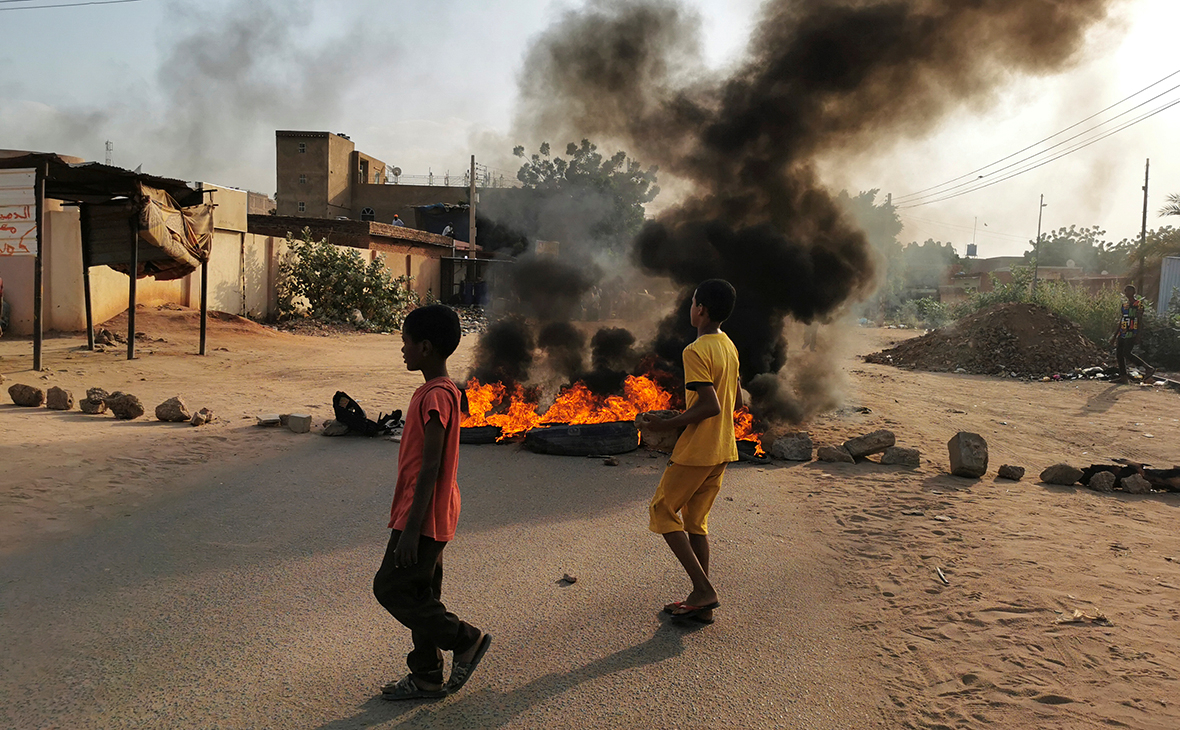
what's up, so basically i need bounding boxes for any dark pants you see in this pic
[373,530,481,685]
[1116,338,1150,378]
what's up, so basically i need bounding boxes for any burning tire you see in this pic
[460,425,503,444]
[523,422,639,456]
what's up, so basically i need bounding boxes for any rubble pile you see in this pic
[865,302,1105,378]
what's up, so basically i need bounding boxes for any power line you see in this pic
[901,95,1180,208]
[898,213,1030,242]
[893,66,1180,205]
[0,0,144,10]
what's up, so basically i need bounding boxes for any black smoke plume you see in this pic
[511,0,1114,421]
[470,319,535,386]
[538,322,586,381]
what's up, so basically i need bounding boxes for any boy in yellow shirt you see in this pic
[639,279,741,624]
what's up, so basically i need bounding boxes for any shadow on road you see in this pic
[312,618,700,730]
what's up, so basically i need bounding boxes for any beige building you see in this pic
[275,131,472,229]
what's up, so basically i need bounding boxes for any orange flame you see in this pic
[734,405,766,456]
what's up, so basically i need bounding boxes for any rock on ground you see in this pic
[191,408,215,426]
[80,387,109,414]
[1040,463,1083,486]
[843,430,895,458]
[948,432,988,478]
[997,464,1025,481]
[9,384,45,407]
[46,387,74,411]
[771,432,813,461]
[881,446,920,468]
[287,414,312,434]
[1122,473,1152,494]
[1087,471,1117,492]
[105,392,145,420]
[817,445,855,463]
[321,419,349,437]
[155,396,191,422]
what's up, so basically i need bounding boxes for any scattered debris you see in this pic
[997,464,1025,481]
[948,432,988,478]
[557,573,577,586]
[190,407,215,426]
[322,419,349,436]
[8,384,45,407]
[936,567,951,586]
[881,446,920,468]
[843,429,895,459]
[901,510,925,516]
[1040,463,1083,486]
[105,392,145,420]
[1056,609,1112,626]
[864,302,1105,378]
[45,386,74,411]
[770,432,813,461]
[94,328,125,346]
[155,396,191,422]
[817,444,855,463]
[603,456,619,466]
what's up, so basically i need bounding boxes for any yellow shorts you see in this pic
[648,462,728,535]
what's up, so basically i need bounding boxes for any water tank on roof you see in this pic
[966,244,977,258]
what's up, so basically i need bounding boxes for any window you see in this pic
[298,201,306,213]
[299,174,307,184]
[298,142,306,153]
[360,207,376,222]
[374,171,381,184]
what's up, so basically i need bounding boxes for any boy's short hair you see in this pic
[694,279,737,323]
[403,304,462,357]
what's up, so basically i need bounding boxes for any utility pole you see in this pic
[1031,194,1046,296]
[1138,158,1149,292]
[105,140,112,166]
[468,155,477,251]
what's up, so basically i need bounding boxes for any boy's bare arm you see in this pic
[393,412,446,567]
[643,385,721,431]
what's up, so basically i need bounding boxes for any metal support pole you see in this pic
[199,259,208,356]
[32,163,46,371]
[128,214,137,360]
[1138,158,1150,293]
[1031,194,1046,296]
[80,204,94,350]
[468,155,477,251]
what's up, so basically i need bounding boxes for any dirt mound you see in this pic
[864,302,1107,377]
[99,304,287,340]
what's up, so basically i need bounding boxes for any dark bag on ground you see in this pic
[333,391,401,436]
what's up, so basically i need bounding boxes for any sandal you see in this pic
[381,674,447,701]
[446,633,492,693]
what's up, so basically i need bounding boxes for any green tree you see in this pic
[1160,193,1180,218]
[510,139,659,254]
[1021,225,1122,273]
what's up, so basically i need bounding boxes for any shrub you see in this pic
[897,297,952,329]
[277,228,419,331]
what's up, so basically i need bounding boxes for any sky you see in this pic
[1,0,1177,259]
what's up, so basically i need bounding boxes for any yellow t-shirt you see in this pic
[670,332,740,466]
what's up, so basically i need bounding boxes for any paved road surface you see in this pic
[1,438,884,729]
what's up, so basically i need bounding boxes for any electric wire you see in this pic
[0,0,144,9]
[893,66,1180,205]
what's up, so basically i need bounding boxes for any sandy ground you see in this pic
[2,307,1180,728]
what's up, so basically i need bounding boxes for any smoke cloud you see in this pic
[500,0,1114,422]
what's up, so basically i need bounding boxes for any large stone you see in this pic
[1087,471,1116,492]
[881,446,920,468]
[9,384,45,407]
[1040,463,1083,486]
[948,432,988,478]
[256,414,282,427]
[190,407,215,426]
[155,396,191,422]
[997,464,1025,481]
[843,429,896,458]
[45,386,74,411]
[80,387,110,414]
[105,392,145,420]
[817,444,855,463]
[770,432,813,461]
[636,410,681,452]
[287,413,312,434]
[1122,473,1152,495]
[322,419,349,437]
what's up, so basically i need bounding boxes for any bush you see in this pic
[277,228,419,331]
[897,297,952,329]
[1140,289,1180,370]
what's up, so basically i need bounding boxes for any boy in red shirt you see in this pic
[374,304,491,700]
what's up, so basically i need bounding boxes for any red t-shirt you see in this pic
[388,377,462,541]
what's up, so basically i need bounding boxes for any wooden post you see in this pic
[32,163,46,371]
[128,213,138,360]
[199,259,208,356]
[80,204,94,350]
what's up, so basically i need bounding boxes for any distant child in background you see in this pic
[373,304,491,700]
[1110,284,1154,384]
[639,279,741,625]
